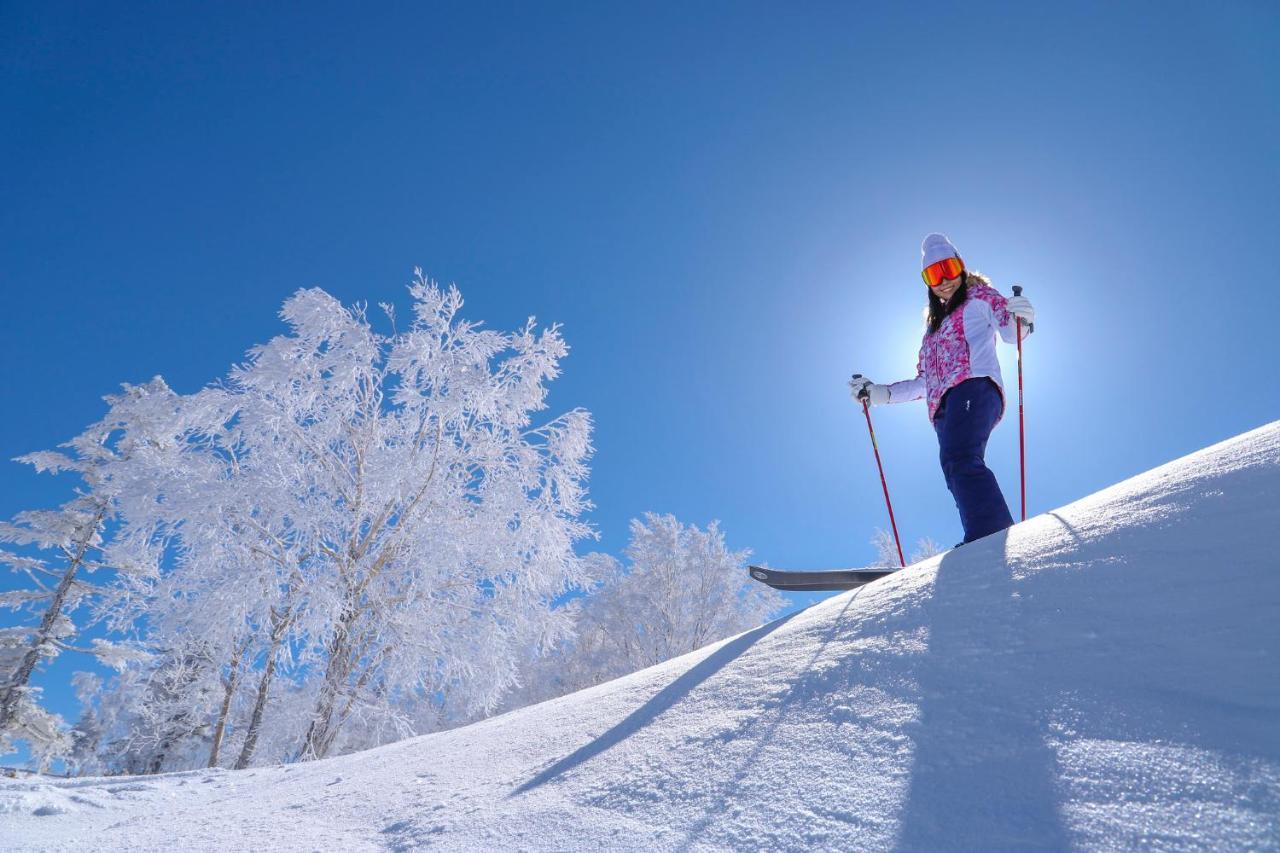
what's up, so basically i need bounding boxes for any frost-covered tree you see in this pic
[909,537,944,563]
[870,528,945,567]
[73,642,223,775]
[64,673,105,775]
[0,385,165,764]
[509,514,782,707]
[92,274,595,767]
[584,513,783,670]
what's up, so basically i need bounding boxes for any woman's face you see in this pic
[932,274,963,302]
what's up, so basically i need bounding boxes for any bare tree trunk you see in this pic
[298,604,361,761]
[298,651,351,761]
[208,639,248,768]
[233,656,278,769]
[233,607,295,770]
[322,643,388,755]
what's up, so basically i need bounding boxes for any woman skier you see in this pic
[849,233,1035,546]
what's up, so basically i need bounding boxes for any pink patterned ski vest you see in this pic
[886,274,1025,423]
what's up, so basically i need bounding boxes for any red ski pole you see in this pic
[851,375,906,568]
[1012,285,1031,522]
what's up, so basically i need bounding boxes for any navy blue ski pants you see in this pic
[933,377,1015,544]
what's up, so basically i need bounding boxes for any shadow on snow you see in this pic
[511,610,801,796]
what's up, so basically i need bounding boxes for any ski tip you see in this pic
[750,567,770,582]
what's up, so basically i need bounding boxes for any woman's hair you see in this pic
[925,270,969,334]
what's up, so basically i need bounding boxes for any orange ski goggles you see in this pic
[922,256,965,287]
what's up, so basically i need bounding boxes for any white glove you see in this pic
[1006,294,1035,327]
[848,376,891,406]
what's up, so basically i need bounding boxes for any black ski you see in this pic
[747,565,895,592]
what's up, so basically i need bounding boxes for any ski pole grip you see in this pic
[851,373,869,403]
[1011,285,1034,333]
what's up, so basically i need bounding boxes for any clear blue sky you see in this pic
[2,1,1278,736]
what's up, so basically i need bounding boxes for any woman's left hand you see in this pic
[1007,295,1035,326]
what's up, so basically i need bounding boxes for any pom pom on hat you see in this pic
[921,233,961,269]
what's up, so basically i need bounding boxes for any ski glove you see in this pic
[848,376,890,406]
[1006,295,1035,327]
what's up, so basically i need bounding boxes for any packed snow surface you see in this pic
[4,422,1279,851]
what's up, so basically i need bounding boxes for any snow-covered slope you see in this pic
[5,422,1279,851]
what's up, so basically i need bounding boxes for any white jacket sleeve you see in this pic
[979,287,1029,345]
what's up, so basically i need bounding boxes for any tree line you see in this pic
[0,275,781,773]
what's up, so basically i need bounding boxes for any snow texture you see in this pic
[3,422,1278,851]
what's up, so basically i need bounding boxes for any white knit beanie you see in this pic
[921,233,961,269]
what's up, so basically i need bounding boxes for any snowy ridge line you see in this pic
[2,420,1278,851]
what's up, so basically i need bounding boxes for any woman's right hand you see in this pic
[848,376,890,406]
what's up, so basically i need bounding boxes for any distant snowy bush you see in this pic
[506,513,783,708]
[871,528,945,567]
